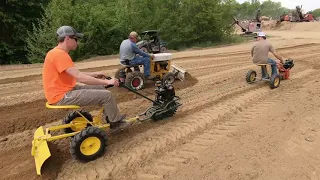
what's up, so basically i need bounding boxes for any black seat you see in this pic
[121,59,142,72]
[121,59,142,68]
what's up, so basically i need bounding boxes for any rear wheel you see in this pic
[140,47,148,53]
[63,110,93,134]
[125,72,145,90]
[246,70,257,83]
[160,46,167,53]
[70,127,108,162]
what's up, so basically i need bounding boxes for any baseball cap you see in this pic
[56,26,84,38]
[254,32,266,38]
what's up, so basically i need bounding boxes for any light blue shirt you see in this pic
[119,39,150,63]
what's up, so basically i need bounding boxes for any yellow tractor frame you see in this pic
[115,54,186,90]
[150,58,171,79]
[31,102,138,175]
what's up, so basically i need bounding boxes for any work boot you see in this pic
[109,114,132,132]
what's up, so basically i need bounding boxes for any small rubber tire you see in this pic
[270,74,281,89]
[140,47,148,53]
[160,46,167,53]
[125,72,145,90]
[70,126,108,162]
[114,68,124,80]
[162,72,175,84]
[246,70,257,83]
[63,110,93,134]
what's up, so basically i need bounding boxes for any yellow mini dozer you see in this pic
[31,79,182,175]
[115,53,187,90]
[31,103,139,175]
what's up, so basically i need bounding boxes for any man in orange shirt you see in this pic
[42,26,131,131]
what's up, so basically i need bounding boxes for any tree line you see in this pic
[0,0,301,64]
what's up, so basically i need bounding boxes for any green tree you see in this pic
[260,0,290,19]
[26,0,238,62]
[0,0,49,64]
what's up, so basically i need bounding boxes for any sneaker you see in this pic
[105,114,125,123]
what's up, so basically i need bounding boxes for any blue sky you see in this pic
[236,0,319,12]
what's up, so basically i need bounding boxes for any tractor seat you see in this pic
[46,102,80,109]
[256,63,268,66]
[121,59,143,68]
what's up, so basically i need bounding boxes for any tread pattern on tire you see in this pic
[125,71,145,90]
[246,69,257,83]
[162,72,175,84]
[70,126,108,162]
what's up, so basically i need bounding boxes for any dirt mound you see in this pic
[263,20,320,31]
[2,32,320,180]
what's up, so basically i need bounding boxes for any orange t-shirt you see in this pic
[42,47,76,104]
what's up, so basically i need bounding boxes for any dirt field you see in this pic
[1,22,320,180]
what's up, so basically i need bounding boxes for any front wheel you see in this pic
[270,74,281,89]
[70,127,108,162]
[162,72,175,84]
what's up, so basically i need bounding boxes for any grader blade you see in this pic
[31,126,51,175]
[171,63,187,81]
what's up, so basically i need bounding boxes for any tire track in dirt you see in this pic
[0,41,319,180]
[172,42,320,62]
[54,65,317,180]
[0,46,315,136]
[0,43,318,84]
[0,61,248,137]
[1,47,317,109]
[114,69,319,180]
[174,45,320,71]
[0,42,318,138]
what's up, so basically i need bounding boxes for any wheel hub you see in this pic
[80,137,101,156]
[131,77,144,89]
[274,77,280,86]
[250,73,256,81]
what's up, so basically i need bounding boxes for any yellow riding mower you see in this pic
[115,53,186,90]
[31,76,182,175]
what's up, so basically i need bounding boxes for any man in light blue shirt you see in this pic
[119,31,155,79]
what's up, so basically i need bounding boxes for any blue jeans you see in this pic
[261,58,278,78]
[130,56,150,77]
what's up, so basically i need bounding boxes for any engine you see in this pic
[154,81,175,104]
[155,61,169,70]
[283,59,294,69]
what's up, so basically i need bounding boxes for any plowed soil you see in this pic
[1,24,320,180]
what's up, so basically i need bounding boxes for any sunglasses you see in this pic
[69,36,78,42]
